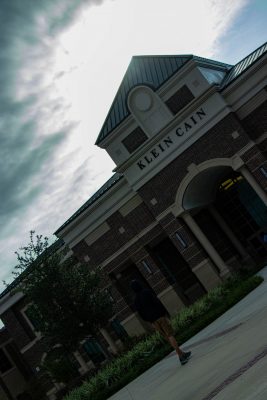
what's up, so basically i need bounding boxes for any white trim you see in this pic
[119,194,143,216]
[255,132,267,144]
[21,304,41,338]
[192,258,211,273]
[99,221,159,269]
[0,292,24,315]
[236,141,255,156]
[222,54,267,97]
[59,179,135,248]
[20,336,40,354]
[155,206,176,223]
[173,157,233,213]
[84,222,110,246]
[120,312,138,325]
[157,285,174,298]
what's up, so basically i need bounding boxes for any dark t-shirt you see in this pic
[134,289,168,323]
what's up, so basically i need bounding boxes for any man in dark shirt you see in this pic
[131,280,191,365]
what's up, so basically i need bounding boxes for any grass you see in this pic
[63,273,263,400]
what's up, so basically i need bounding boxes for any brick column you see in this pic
[131,247,185,315]
[131,247,170,295]
[158,212,207,270]
[159,212,223,290]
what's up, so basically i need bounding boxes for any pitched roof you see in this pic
[95,54,231,145]
[221,41,267,89]
[56,43,267,236]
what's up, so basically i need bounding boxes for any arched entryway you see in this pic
[175,159,267,272]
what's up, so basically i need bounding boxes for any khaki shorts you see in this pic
[152,316,174,338]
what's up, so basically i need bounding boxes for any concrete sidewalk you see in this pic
[108,267,267,400]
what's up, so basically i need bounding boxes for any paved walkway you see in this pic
[108,267,267,400]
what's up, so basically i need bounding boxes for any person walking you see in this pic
[131,279,191,365]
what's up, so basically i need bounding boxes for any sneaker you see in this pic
[179,351,191,365]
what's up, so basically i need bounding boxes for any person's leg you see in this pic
[168,335,184,357]
[157,317,191,364]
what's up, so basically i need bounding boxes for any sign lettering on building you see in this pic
[136,107,207,171]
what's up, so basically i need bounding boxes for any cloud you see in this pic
[0,0,109,287]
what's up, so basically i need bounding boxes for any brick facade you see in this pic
[242,98,267,140]
[1,45,267,400]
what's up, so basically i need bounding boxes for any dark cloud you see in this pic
[0,0,102,222]
[0,0,107,283]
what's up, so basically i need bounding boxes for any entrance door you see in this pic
[215,174,267,260]
[150,238,206,303]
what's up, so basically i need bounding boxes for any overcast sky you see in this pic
[1,0,266,290]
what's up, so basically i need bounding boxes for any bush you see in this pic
[63,274,263,400]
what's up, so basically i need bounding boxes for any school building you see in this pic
[55,41,267,336]
[0,42,266,399]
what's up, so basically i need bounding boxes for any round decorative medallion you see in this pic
[134,91,152,111]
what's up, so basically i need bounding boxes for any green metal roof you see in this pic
[221,41,267,89]
[95,54,231,145]
[95,55,192,145]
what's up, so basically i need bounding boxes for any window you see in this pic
[83,338,106,364]
[0,348,12,374]
[122,127,148,154]
[165,85,194,114]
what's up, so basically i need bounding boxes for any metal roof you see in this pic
[221,41,267,89]
[56,43,267,236]
[95,54,232,145]
[95,55,193,145]
[54,173,123,234]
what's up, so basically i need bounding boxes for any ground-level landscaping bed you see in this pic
[63,273,263,400]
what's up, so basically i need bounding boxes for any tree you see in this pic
[12,231,113,351]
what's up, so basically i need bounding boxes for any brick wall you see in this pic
[73,203,155,266]
[241,99,267,140]
[138,113,250,216]
[71,111,265,322]
[1,300,35,350]
[22,341,46,370]
[0,328,11,345]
